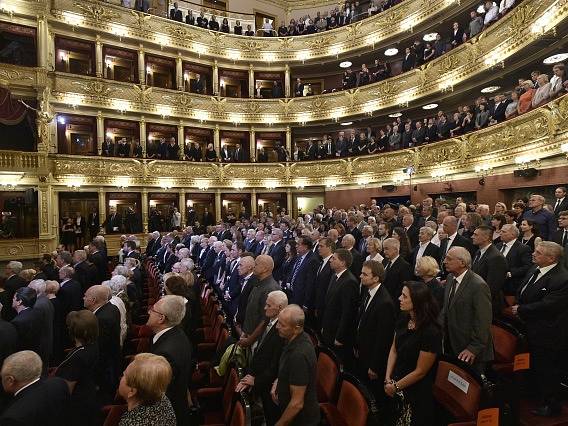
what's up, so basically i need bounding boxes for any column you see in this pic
[177,123,184,160]
[138,45,145,84]
[215,190,222,223]
[98,187,106,226]
[179,190,186,226]
[141,188,149,233]
[212,60,219,95]
[140,116,147,157]
[248,64,254,98]
[214,125,220,157]
[95,35,103,78]
[284,64,291,98]
[38,184,51,239]
[286,188,293,216]
[249,127,256,162]
[286,126,292,154]
[37,15,48,69]
[176,54,183,91]
[96,111,104,155]
[251,188,257,217]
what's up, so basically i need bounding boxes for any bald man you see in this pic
[273,305,320,425]
[240,255,280,348]
[84,285,121,400]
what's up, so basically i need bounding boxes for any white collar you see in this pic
[153,326,174,344]
[455,270,467,284]
[387,255,399,264]
[478,244,491,256]
[335,268,347,279]
[15,378,40,396]
[537,263,557,277]
[366,283,381,303]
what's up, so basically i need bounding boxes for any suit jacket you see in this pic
[269,240,286,281]
[11,308,42,354]
[382,257,413,307]
[321,269,360,347]
[349,248,364,278]
[471,245,507,314]
[88,250,107,285]
[103,213,122,234]
[73,260,95,292]
[405,225,420,248]
[496,240,533,294]
[249,322,285,391]
[450,28,465,45]
[439,234,476,273]
[1,275,27,320]
[442,270,494,363]
[0,318,17,367]
[553,198,568,217]
[34,296,54,369]
[94,302,121,377]
[235,276,256,327]
[150,326,191,426]
[233,148,245,162]
[410,242,441,273]
[202,249,217,281]
[491,100,509,123]
[88,212,99,233]
[0,378,70,426]
[310,258,333,315]
[289,252,319,307]
[517,264,568,347]
[356,285,395,378]
[58,279,84,317]
[401,53,416,72]
[169,8,183,21]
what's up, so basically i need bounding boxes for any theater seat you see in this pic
[102,404,127,426]
[320,373,373,426]
[316,346,341,403]
[490,323,520,375]
[229,400,246,426]
[433,359,483,422]
[199,368,239,425]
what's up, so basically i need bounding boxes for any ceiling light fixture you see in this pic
[423,32,438,41]
[384,48,398,56]
[481,86,501,93]
[388,112,402,118]
[340,121,353,126]
[339,61,352,68]
[543,53,568,64]
[422,103,438,110]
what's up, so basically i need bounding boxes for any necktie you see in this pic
[317,260,325,275]
[500,244,507,253]
[384,261,392,273]
[448,279,457,305]
[520,268,541,295]
[357,290,371,328]
[562,230,568,247]
[472,251,481,266]
[290,256,304,288]
[555,199,561,211]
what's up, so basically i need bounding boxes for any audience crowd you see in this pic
[1,188,568,424]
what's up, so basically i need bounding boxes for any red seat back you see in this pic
[433,361,481,421]
[230,400,246,426]
[223,369,239,423]
[491,324,517,365]
[102,405,127,426]
[337,379,368,426]
[316,350,340,403]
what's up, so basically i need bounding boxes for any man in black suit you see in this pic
[497,224,533,297]
[471,225,508,315]
[11,287,41,356]
[72,250,95,292]
[512,242,568,417]
[268,229,286,282]
[401,47,416,72]
[553,210,568,268]
[552,187,568,218]
[87,208,99,239]
[321,248,360,365]
[84,285,121,401]
[341,234,364,278]
[382,238,413,307]
[450,21,465,47]
[1,261,26,321]
[236,290,287,425]
[294,78,304,97]
[148,294,192,426]
[490,94,509,123]
[286,236,319,308]
[410,226,441,274]
[234,256,256,331]
[401,213,420,248]
[202,208,214,227]
[102,208,122,234]
[27,280,54,375]
[307,238,335,328]
[58,265,84,316]
[233,143,245,162]
[1,351,70,426]
[88,240,107,285]
[440,216,476,275]
[220,144,232,162]
[169,2,183,21]
[355,260,396,404]
[192,74,205,94]
[243,229,258,253]
[0,309,17,367]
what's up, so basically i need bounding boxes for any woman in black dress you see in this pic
[518,218,542,251]
[55,310,100,426]
[280,240,298,292]
[204,143,217,162]
[385,281,442,426]
[61,218,76,251]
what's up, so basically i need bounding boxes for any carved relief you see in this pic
[74,2,120,22]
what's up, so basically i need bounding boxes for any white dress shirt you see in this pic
[153,326,174,344]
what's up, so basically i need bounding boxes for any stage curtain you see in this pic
[0,87,28,125]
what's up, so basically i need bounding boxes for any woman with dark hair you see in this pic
[280,240,298,290]
[491,213,507,244]
[462,212,482,240]
[384,281,442,426]
[392,227,412,261]
[519,218,542,251]
[511,202,526,226]
[55,310,100,426]
[220,17,230,33]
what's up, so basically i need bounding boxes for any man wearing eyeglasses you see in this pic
[147,295,191,426]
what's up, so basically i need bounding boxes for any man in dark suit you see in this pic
[88,240,107,285]
[490,94,509,123]
[169,2,183,21]
[58,265,84,316]
[87,208,99,239]
[0,351,70,426]
[497,224,533,297]
[553,210,568,268]
[410,226,441,274]
[27,280,54,375]
[220,144,232,162]
[294,78,304,97]
[307,238,335,328]
[11,287,41,356]
[286,236,319,308]
[341,234,363,278]
[512,242,568,417]
[72,250,96,292]
[471,225,508,315]
[234,256,256,331]
[401,47,416,72]
[243,229,258,253]
[202,208,214,227]
[440,215,476,274]
[401,213,420,248]
[552,187,568,218]
[192,74,205,94]
[382,238,413,307]
[236,290,287,425]
[442,247,493,373]
[321,249,360,366]
[355,260,395,404]
[0,313,17,367]
[102,208,122,234]
[450,21,465,47]
[268,229,286,282]
[233,143,245,162]
[84,285,121,401]
[1,261,26,321]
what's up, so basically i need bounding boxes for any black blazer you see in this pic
[553,198,568,217]
[235,276,257,327]
[269,240,286,281]
[289,252,319,308]
[496,240,533,294]
[310,259,333,315]
[94,302,121,371]
[517,264,568,346]
[249,323,285,391]
[1,275,27,320]
[401,53,416,72]
[382,257,413,307]
[348,248,364,278]
[11,308,42,354]
[440,234,476,263]
[58,279,84,317]
[0,378,70,426]
[410,242,441,273]
[88,251,107,285]
[0,318,17,366]
[150,326,191,426]
[491,100,509,123]
[471,245,508,313]
[356,285,395,378]
[321,270,360,347]
[169,8,183,21]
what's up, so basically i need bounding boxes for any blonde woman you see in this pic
[414,256,444,308]
[365,237,384,263]
[493,202,507,215]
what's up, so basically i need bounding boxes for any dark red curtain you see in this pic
[0,87,27,125]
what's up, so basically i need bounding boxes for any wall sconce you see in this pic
[295,178,307,190]
[59,51,68,63]
[219,79,225,88]
[115,176,130,190]
[561,143,568,159]
[196,179,209,191]
[184,72,189,81]
[159,178,173,189]
[233,179,246,190]
[146,65,153,74]
[186,199,194,207]
[66,176,84,190]
[0,173,24,190]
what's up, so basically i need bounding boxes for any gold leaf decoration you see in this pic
[507,4,538,36]
[132,84,153,106]
[240,101,263,114]
[73,2,120,22]
[239,40,269,52]
[437,54,460,74]
[311,97,328,110]
[303,35,336,50]
[74,80,114,99]
[209,96,227,114]
[277,37,294,50]
[166,25,195,42]
[208,31,227,46]
[278,98,295,117]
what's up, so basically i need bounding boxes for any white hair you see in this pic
[28,279,46,296]
[7,261,23,274]
[105,275,127,295]
[159,295,186,326]
[267,290,288,308]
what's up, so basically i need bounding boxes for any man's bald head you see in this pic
[254,254,274,279]
[277,304,306,342]
[84,285,111,311]
[442,216,458,235]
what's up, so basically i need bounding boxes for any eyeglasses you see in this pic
[148,305,167,318]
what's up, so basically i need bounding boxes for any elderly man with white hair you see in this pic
[522,194,557,240]
[495,224,533,298]
[103,275,128,346]
[2,261,26,320]
[27,279,54,373]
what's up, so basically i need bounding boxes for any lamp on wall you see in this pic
[0,172,24,190]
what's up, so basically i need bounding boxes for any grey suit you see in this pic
[442,269,493,370]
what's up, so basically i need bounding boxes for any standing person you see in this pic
[441,247,493,373]
[521,194,556,241]
[354,260,395,405]
[2,261,26,321]
[272,305,320,426]
[11,287,41,356]
[384,282,442,426]
[512,242,568,417]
